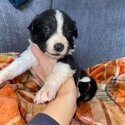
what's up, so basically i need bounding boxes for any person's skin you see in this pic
[31,45,77,125]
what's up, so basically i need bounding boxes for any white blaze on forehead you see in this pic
[55,10,64,34]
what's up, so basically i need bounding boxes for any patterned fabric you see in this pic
[0,53,18,70]
[0,84,25,125]
[77,58,125,125]
[0,53,46,125]
[0,53,125,125]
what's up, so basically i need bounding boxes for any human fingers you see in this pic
[31,44,46,62]
[31,44,56,80]
[31,44,56,67]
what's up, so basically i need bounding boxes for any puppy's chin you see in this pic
[44,52,64,60]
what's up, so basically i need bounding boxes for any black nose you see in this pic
[54,43,64,52]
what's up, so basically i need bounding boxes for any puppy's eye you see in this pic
[42,26,50,34]
[66,30,72,38]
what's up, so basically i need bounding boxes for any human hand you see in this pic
[31,44,77,104]
[31,44,59,103]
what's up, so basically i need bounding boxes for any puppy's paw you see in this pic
[34,85,57,104]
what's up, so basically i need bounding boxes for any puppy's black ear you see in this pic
[28,15,39,34]
[28,19,36,33]
[74,25,78,38]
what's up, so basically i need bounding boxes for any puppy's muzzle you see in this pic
[54,43,64,52]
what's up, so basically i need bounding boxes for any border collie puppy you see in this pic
[0,9,97,103]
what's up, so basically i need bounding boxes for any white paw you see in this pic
[34,85,57,104]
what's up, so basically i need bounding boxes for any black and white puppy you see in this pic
[0,9,97,103]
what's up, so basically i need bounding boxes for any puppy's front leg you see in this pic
[0,49,37,85]
[34,62,73,104]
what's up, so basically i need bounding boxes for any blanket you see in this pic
[0,53,125,125]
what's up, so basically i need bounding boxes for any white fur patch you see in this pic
[55,10,64,34]
[46,62,72,87]
[79,76,91,83]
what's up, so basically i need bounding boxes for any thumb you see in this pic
[31,44,45,62]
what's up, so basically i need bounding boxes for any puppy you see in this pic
[0,9,97,103]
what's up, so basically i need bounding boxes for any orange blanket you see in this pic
[0,53,125,125]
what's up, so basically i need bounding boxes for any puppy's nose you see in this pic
[54,43,64,52]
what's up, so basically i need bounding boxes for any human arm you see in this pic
[29,45,77,125]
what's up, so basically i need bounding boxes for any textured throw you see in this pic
[0,53,125,125]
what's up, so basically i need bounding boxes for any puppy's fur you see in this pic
[0,9,97,103]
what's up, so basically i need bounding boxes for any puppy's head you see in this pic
[28,9,78,59]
